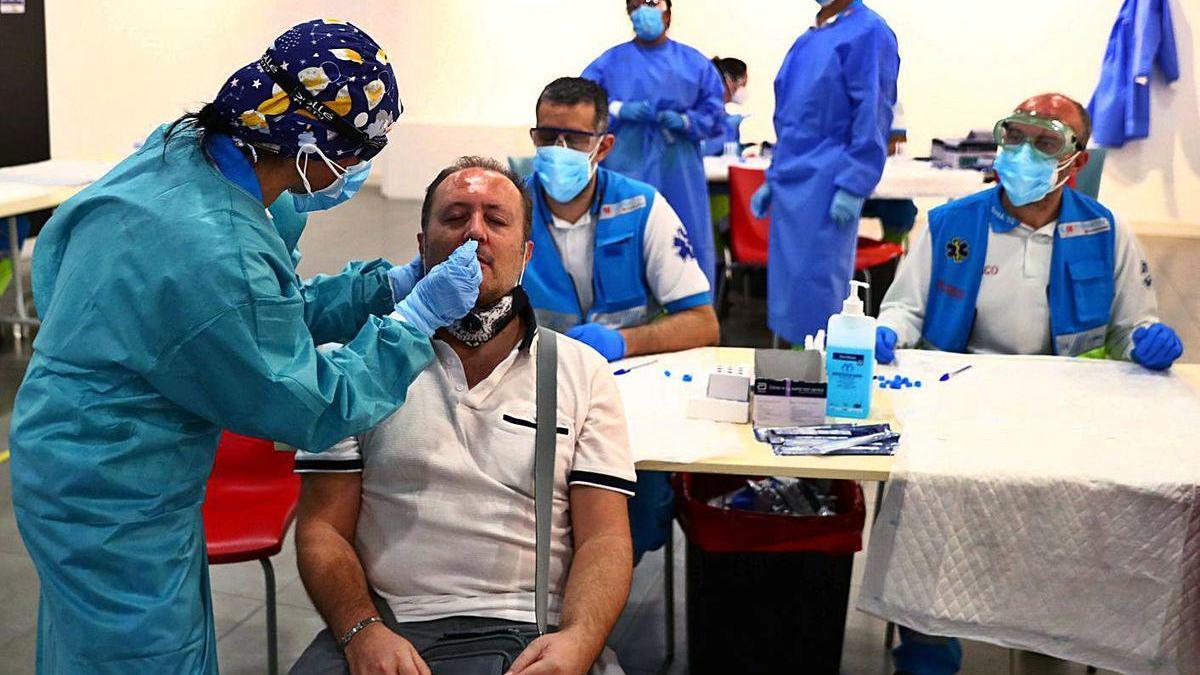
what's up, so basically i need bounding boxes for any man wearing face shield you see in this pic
[9,20,480,674]
[876,96,1182,674]
[522,77,718,563]
[582,0,727,289]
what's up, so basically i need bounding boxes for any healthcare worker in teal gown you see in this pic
[9,20,480,674]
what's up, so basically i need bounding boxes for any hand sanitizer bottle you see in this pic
[825,281,875,419]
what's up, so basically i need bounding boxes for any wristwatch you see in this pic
[337,616,382,651]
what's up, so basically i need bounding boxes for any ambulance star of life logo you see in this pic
[674,226,695,261]
[946,237,970,263]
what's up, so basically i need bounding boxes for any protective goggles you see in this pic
[529,126,605,152]
[259,50,401,161]
[993,112,1082,160]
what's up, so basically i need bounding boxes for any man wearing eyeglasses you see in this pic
[582,0,726,290]
[523,76,718,563]
[874,95,1182,674]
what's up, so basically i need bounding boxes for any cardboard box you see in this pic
[752,349,827,428]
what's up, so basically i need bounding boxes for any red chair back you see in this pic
[854,237,905,271]
[209,432,294,482]
[728,165,771,266]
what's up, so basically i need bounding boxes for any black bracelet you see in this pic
[337,616,382,651]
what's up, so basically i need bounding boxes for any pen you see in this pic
[613,359,658,376]
[938,365,973,382]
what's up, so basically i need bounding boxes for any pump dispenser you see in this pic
[825,281,876,419]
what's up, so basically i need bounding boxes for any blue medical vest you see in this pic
[923,187,1116,357]
[525,168,660,332]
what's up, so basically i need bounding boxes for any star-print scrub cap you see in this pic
[213,19,401,160]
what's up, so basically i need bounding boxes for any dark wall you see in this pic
[0,0,50,168]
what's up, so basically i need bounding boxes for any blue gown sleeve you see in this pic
[582,56,620,134]
[144,294,434,453]
[1135,0,1179,81]
[834,24,900,199]
[681,60,727,141]
[300,259,396,345]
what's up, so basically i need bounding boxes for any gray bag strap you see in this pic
[533,327,558,635]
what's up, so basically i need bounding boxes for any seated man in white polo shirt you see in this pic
[289,156,636,675]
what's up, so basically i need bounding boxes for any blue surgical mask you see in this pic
[815,0,836,5]
[291,144,372,213]
[992,144,1074,207]
[631,6,665,41]
[534,145,597,204]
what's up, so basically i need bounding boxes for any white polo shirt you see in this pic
[547,192,712,316]
[879,210,1159,357]
[295,317,636,625]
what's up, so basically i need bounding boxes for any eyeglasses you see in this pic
[530,127,604,152]
[259,49,400,161]
[993,112,1081,160]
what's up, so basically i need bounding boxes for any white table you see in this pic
[0,160,113,339]
[704,155,988,201]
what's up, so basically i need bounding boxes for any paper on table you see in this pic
[0,160,115,186]
[614,347,752,464]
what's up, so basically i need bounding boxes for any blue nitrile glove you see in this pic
[1131,322,1184,371]
[392,240,482,337]
[750,183,772,219]
[657,110,688,132]
[876,326,898,364]
[566,323,627,362]
[830,189,866,225]
[618,100,655,122]
[387,254,424,303]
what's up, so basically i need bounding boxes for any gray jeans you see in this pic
[289,596,623,675]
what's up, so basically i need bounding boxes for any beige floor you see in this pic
[1,186,1195,674]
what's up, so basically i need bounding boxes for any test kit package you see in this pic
[751,349,827,428]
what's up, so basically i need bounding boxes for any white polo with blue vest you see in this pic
[879,186,1159,359]
[524,167,712,333]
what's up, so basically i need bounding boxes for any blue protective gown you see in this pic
[766,2,898,344]
[10,126,434,674]
[583,39,726,289]
[1088,0,1179,148]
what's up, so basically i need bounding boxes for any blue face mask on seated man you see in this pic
[533,145,598,204]
[992,143,1078,207]
[291,143,373,212]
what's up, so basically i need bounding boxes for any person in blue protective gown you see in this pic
[9,20,481,674]
[701,56,749,157]
[582,0,726,289]
[751,0,899,345]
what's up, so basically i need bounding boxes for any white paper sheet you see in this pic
[613,348,753,465]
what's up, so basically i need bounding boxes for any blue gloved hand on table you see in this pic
[1131,322,1183,371]
[750,183,772,220]
[387,254,424,303]
[875,326,898,365]
[392,240,481,337]
[830,189,866,225]
[566,323,627,362]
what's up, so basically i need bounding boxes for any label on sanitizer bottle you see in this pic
[825,347,874,419]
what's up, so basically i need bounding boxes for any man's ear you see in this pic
[595,134,616,165]
[417,231,426,269]
[524,239,535,265]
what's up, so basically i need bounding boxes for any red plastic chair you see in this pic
[721,165,906,316]
[203,432,300,675]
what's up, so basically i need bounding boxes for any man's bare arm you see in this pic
[621,304,719,357]
[295,473,379,637]
[558,486,634,657]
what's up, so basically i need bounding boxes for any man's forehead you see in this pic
[436,168,521,209]
[1015,96,1082,134]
